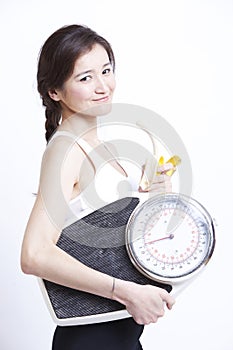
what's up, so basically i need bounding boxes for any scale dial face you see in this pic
[126,193,215,282]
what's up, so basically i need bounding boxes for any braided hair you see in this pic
[37,24,115,142]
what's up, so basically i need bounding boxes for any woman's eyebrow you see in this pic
[103,62,111,68]
[74,62,111,79]
[74,69,93,79]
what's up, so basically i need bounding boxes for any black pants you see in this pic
[52,318,144,350]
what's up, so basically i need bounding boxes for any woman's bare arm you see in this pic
[21,138,115,299]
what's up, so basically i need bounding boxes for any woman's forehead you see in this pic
[73,44,110,73]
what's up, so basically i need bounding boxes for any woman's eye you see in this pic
[102,68,111,75]
[80,75,92,82]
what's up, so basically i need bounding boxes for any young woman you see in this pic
[21,24,175,350]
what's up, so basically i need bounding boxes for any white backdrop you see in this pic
[1,0,232,349]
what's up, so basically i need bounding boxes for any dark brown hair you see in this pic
[37,24,115,142]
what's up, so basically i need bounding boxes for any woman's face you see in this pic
[51,43,116,120]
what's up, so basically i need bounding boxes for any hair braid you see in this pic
[43,96,61,142]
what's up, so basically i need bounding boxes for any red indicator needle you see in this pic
[146,233,174,244]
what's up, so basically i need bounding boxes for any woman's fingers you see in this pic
[148,174,172,193]
[159,289,176,310]
[157,162,175,175]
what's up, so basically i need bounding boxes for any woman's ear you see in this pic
[48,89,61,101]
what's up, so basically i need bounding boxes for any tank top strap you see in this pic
[48,131,94,154]
[48,130,78,143]
[76,138,94,154]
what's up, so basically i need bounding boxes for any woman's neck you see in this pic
[59,112,99,142]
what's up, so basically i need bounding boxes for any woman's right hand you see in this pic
[112,279,175,325]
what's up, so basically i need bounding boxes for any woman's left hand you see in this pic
[148,173,172,193]
[139,162,174,194]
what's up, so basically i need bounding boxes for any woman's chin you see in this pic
[83,103,113,117]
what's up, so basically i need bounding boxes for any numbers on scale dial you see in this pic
[131,200,209,278]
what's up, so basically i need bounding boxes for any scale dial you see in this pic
[126,193,215,282]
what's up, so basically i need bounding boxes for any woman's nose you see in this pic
[94,76,108,93]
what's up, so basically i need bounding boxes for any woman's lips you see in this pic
[93,95,110,103]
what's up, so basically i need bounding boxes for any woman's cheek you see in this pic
[70,85,90,99]
[110,76,116,91]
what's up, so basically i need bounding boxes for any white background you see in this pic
[0,0,232,349]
